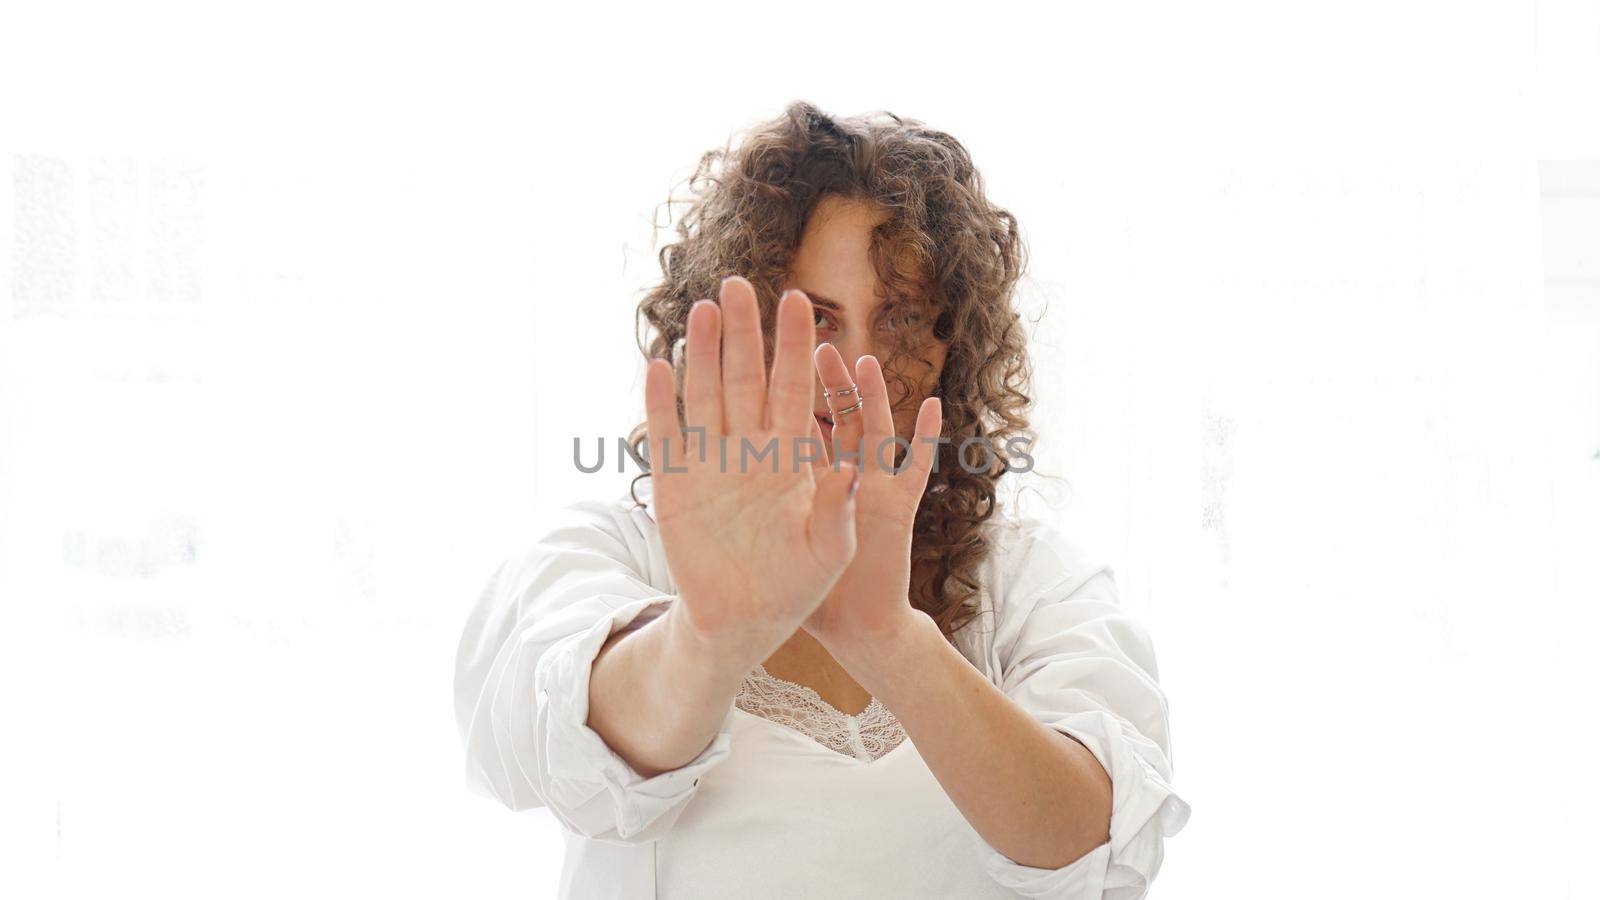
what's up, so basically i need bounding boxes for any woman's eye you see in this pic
[813,309,836,331]
[877,312,925,331]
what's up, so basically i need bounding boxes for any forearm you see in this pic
[586,601,761,778]
[832,611,1114,869]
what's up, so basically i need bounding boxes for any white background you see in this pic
[3,1,1598,897]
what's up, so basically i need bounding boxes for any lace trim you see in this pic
[734,664,907,762]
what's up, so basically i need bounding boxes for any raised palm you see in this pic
[644,276,859,654]
[803,343,943,646]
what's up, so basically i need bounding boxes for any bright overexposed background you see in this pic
[3,2,1597,897]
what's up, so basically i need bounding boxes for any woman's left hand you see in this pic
[802,343,944,655]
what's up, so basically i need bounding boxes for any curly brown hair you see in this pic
[628,100,1034,645]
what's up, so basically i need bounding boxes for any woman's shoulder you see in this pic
[527,482,660,547]
[486,483,666,590]
[952,507,1119,666]
[978,507,1115,612]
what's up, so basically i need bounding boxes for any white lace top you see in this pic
[454,485,1190,898]
[733,664,907,762]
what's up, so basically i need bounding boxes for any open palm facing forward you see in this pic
[644,276,860,656]
[803,342,943,648]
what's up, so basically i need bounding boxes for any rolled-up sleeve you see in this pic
[975,542,1191,898]
[453,499,735,844]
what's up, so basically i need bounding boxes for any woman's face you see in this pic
[780,195,948,446]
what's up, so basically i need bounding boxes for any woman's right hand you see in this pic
[643,276,860,666]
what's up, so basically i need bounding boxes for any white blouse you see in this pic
[453,483,1190,898]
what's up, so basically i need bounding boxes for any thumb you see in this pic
[808,460,859,573]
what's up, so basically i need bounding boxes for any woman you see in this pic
[453,102,1189,898]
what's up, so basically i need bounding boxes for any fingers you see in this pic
[767,289,819,436]
[806,411,832,475]
[719,276,767,432]
[814,340,854,387]
[854,354,897,476]
[807,461,859,574]
[899,396,944,498]
[815,342,864,465]
[683,299,723,438]
[644,357,683,469]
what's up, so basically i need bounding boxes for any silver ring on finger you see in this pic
[833,398,863,416]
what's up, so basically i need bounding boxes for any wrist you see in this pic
[816,605,939,680]
[662,597,783,686]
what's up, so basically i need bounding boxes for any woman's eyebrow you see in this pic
[797,289,841,310]
[795,289,894,313]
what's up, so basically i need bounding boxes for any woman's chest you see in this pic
[759,635,872,715]
[651,712,1017,899]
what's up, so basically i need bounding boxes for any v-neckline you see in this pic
[731,705,915,766]
[734,664,911,765]
[750,663,877,719]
